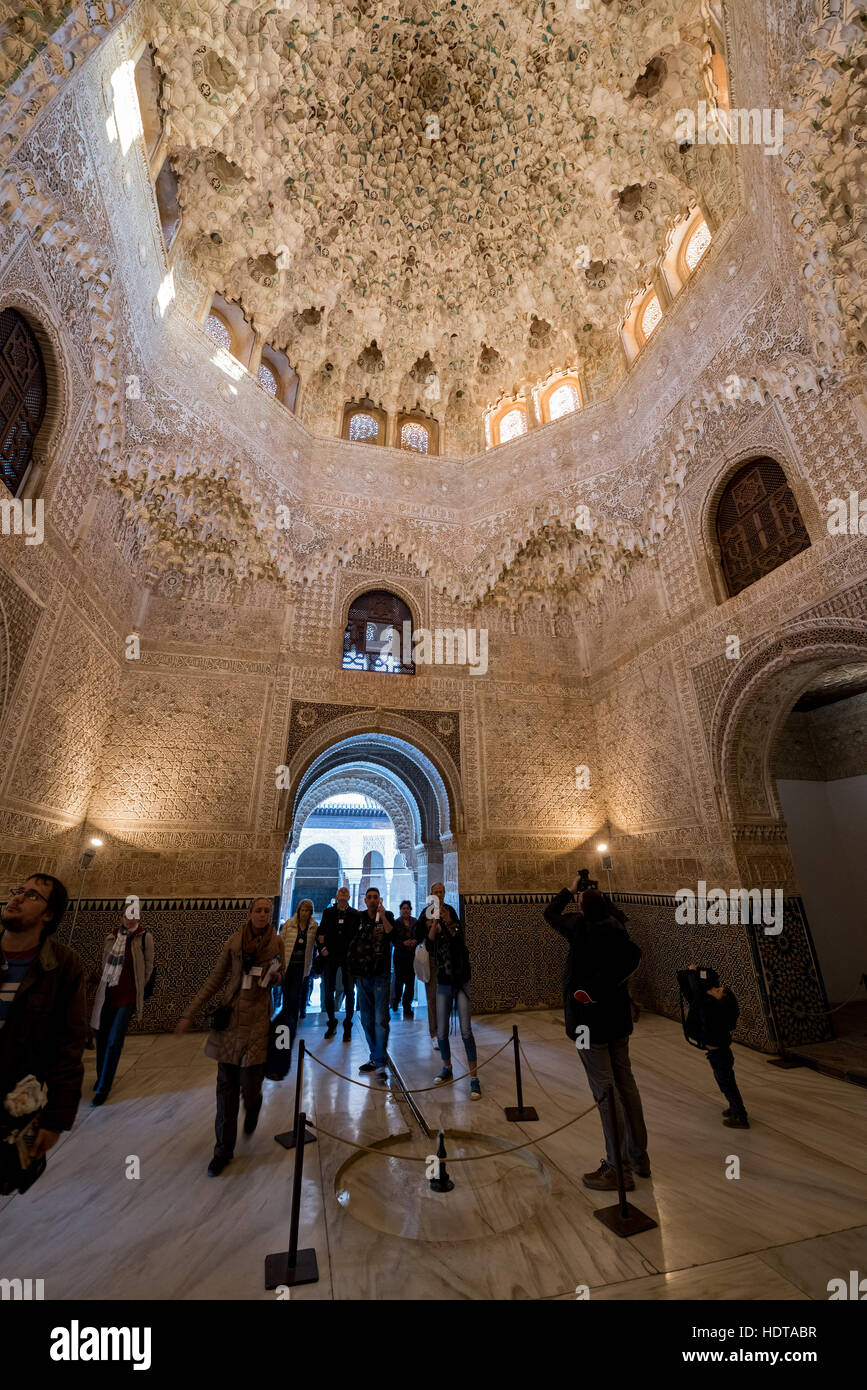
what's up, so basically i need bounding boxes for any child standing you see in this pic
[678,964,749,1129]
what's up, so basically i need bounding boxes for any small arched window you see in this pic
[257,361,278,395]
[684,219,712,272]
[400,421,429,453]
[0,308,47,496]
[547,382,581,421]
[640,294,662,340]
[716,457,811,598]
[206,313,232,352]
[499,407,527,442]
[343,590,415,675]
[349,412,379,442]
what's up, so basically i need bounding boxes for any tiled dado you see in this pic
[460,892,832,1052]
[48,890,831,1051]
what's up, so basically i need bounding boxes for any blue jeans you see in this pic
[436,984,476,1065]
[95,1002,135,1097]
[577,1038,649,1176]
[356,975,390,1068]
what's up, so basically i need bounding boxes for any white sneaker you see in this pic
[431,1037,440,1051]
[376,1069,389,1087]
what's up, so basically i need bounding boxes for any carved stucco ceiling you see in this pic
[151,0,730,415]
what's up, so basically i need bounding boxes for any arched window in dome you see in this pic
[349,412,379,442]
[206,312,232,352]
[547,383,581,421]
[257,361,278,396]
[499,407,527,442]
[342,590,415,675]
[685,218,712,272]
[400,421,429,453]
[640,294,662,340]
[715,457,811,599]
[0,308,47,497]
[342,400,387,444]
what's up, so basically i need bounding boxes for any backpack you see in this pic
[678,967,719,1049]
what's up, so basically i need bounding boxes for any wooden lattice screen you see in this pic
[0,308,47,496]
[716,457,811,598]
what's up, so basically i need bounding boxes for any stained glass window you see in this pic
[499,407,527,442]
[685,219,712,271]
[0,309,47,496]
[206,313,232,351]
[548,383,581,421]
[257,362,278,395]
[641,294,662,340]
[716,458,811,598]
[400,421,429,453]
[349,411,379,442]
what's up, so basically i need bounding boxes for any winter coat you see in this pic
[0,935,87,1132]
[544,889,642,1044]
[278,916,318,977]
[97,927,155,1015]
[185,929,280,1067]
[677,969,739,1049]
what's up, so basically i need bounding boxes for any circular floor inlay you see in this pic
[335,1129,551,1242]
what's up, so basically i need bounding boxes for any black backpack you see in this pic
[678,967,719,1048]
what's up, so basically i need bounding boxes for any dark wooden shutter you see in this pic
[0,309,47,496]
[716,458,810,597]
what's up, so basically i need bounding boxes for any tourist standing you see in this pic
[390,899,417,1019]
[418,881,445,1051]
[175,896,280,1177]
[90,903,156,1106]
[317,886,358,1040]
[426,900,481,1099]
[544,880,650,1190]
[346,888,394,1084]
[267,898,317,1076]
[0,875,85,1192]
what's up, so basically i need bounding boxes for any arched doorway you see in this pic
[291,843,341,918]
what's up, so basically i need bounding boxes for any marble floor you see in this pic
[1,1008,865,1300]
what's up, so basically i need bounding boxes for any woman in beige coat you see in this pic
[266,899,318,1080]
[176,897,281,1176]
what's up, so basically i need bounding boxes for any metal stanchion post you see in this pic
[592,1044,657,1238]
[265,1111,319,1288]
[275,1039,317,1150]
[428,1128,454,1193]
[504,1024,538,1122]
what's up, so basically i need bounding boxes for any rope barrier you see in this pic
[518,1042,575,1112]
[307,1104,597,1163]
[305,1035,513,1094]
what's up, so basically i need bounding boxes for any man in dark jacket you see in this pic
[544,880,650,1191]
[678,964,749,1128]
[346,888,394,1083]
[317,886,359,1040]
[0,875,86,1186]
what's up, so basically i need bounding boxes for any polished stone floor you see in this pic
[1,1008,865,1300]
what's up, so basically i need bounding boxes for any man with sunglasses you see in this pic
[0,875,87,1176]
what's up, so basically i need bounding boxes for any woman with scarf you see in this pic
[266,898,318,1080]
[426,901,481,1099]
[90,903,155,1106]
[176,897,281,1177]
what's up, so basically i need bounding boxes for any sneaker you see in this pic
[208,1156,231,1177]
[470,1078,481,1100]
[723,1115,750,1128]
[435,1067,453,1083]
[376,1069,389,1087]
[358,1061,377,1073]
[431,1036,440,1051]
[634,1159,652,1178]
[581,1164,635,1192]
[324,1021,337,1039]
[343,1023,352,1041]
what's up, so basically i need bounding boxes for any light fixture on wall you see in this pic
[596,841,613,896]
[67,834,103,946]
